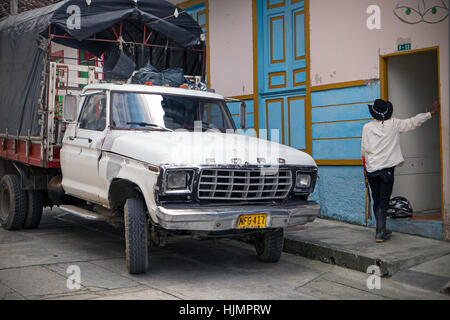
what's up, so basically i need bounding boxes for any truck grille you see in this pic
[197,168,293,201]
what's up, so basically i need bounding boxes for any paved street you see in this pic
[0,208,448,300]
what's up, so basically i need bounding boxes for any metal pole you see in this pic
[10,0,18,15]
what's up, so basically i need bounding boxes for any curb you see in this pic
[283,237,393,276]
[441,281,450,295]
[282,236,450,277]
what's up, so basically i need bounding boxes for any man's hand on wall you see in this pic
[430,101,440,116]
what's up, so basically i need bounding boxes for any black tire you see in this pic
[0,175,27,230]
[23,190,44,229]
[124,197,149,274]
[255,228,284,263]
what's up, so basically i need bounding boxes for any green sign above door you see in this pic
[398,43,411,51]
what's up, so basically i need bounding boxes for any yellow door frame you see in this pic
[380,46,444,222]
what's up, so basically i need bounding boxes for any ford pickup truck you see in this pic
[0,0,320,274]
[1,80,320,274]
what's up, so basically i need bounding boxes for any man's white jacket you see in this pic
[361,112,432,173]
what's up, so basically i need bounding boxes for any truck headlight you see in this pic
[167,172,188,189]
[295,173,311,189]
[165,170,194,193]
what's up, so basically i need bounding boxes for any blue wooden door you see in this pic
[257,0,307,151]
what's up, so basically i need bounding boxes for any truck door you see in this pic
[61,92,108,203]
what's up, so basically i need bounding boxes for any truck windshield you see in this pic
[111,92,235,131]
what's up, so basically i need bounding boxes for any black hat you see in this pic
[368,99,393,121]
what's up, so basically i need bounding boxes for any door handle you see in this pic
[68,136,92,143]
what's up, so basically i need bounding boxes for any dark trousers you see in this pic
[367,167,395,236]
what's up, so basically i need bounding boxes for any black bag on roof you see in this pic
[131,62,186,87]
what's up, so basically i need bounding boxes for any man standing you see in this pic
[361,99,440,243]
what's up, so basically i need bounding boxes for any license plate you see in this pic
[237,214,267,229]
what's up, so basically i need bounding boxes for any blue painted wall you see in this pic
[310,166,367,225]
[308,84,443,239]
[311,83,379,160]
[227,99,255,129]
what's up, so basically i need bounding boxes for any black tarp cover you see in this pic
[0,0,205,136]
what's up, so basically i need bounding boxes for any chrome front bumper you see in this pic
[154,201,320,231]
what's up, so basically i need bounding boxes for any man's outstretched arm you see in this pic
[394,101,440,133]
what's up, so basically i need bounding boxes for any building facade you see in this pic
[171,0,450,240]
[3,0,448,240]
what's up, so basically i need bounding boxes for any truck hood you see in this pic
[103,131,317,167]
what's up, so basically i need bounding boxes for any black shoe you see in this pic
[375,208,390,242]
[376,231,391,243]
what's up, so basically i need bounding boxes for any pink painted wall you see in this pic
[309,0,449,230]
[170,0,254,97]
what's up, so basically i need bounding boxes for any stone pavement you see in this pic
[0,209,449,300]
[284,218,450,294]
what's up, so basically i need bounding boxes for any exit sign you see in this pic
[398,43,411,51]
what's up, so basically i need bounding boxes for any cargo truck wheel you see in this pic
[0,175,27,230]
[254,228,284,263]
[23,190,44,229]
[124,197,149,274]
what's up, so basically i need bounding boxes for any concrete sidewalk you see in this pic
[284,218,450,294]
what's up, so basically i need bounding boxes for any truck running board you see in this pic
[59,205,123,227]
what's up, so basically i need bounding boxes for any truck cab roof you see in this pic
[82,83,226,101]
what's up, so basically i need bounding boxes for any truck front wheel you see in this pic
[0,175,27,230]
[254,228,284,263]
[124,197,149,274]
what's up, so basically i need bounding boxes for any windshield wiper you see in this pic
[126,122,173,132]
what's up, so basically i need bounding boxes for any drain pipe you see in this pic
[10,0,18,15]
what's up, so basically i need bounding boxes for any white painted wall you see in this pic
[309,0,449,218]
[170,0,254,97]
[208,0,253,97]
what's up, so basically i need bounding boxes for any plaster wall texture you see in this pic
[170,0,254,98]
[309,0,449,224]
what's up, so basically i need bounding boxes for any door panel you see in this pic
[266,99,284,143]
[288,97,306,150]
[263,94,306,150]
[61,93,107,203]
[270,15,286,64]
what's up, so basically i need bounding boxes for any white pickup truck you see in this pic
[60,83,319,273]
[1,81,320,274]
[0,0,319,275]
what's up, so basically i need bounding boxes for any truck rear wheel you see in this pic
[0,175,27,230]
[124,197,149,274]
[254,228,284,263]
[23,190,44,229]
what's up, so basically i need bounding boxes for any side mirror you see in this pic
[63,95,78,122]
[239,101,247,129]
